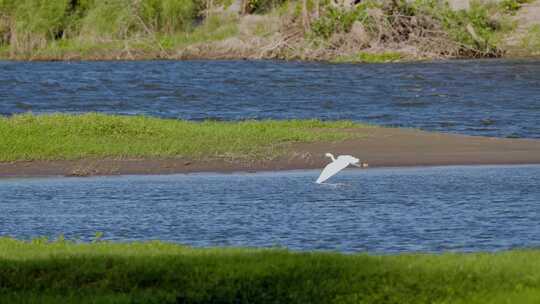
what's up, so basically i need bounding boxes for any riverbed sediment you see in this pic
[2,127,539,178]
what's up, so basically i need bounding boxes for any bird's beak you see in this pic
[352,162,368,168]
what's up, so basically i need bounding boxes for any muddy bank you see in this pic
[1,128,539,178]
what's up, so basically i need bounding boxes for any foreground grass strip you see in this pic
[0,113,366,162]
[0,238,539,303]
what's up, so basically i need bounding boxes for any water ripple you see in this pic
[0,165,539,253]
[0,59,539,138]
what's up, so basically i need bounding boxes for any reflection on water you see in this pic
[1,59,540,138]
[1,165,539,253]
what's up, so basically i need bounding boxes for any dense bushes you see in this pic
[0,0,521,60]
[308,0,507,57]
[311,4,361,39]
[0,0,203,54]
[247,0,288,13]
[414,0,505,56]
[499,0,530,13]
[521,25,540,53]
[140,0,199,32]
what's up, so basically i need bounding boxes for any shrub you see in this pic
[9,0,72,53]
[308,0,503,57]
[247,0,287,14]
[311,5,360,39]
[405,0,502,56]
[78,0,137,41]
[499,0,530,13]
[438,1,502,56]
[0,0,18,13]
[139,0,199,33]
[521,25,540,54]
[2,0,202,52]
[0,13,10,46]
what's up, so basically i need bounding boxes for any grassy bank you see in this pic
[0,238,539,303]
[0,0,533,61]
[0,113,366,162]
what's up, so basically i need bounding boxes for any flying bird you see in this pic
[316,153,366,184]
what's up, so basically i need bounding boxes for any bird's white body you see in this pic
[316,153,361,184]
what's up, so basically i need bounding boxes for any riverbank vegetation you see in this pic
[0,113,366,161]
[0,238,539,303]
[0,0,533,61]
[521,24,540,54]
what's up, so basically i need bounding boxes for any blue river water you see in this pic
[1,165,539,253]
[1,59,539,138]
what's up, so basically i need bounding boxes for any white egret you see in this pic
[316,153,365,184]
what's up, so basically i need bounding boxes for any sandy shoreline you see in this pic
[1,128,540,178]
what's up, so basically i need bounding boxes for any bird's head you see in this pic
[349,156,360,165]
[343,156,365,167]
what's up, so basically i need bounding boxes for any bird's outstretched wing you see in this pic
[316,161,350,184]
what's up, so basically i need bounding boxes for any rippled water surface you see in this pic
[1,165,539,253]
[1,59,539,138]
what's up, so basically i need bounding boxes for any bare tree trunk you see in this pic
[241,0,250,15]
[302,0,310,32]
[314,0,320,19]
[207,0,213,18]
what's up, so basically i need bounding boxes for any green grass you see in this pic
[521,25,540,55]
[1,0,202,55]
[27,39,125,60]
[9,12,239,60]
[0,113,366,162]
[0,238,540,303]
[0,0,239,60]
[499,0,532,14]
[0,44,8,56]
[158,13,239,49]
[333,51,404,63]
